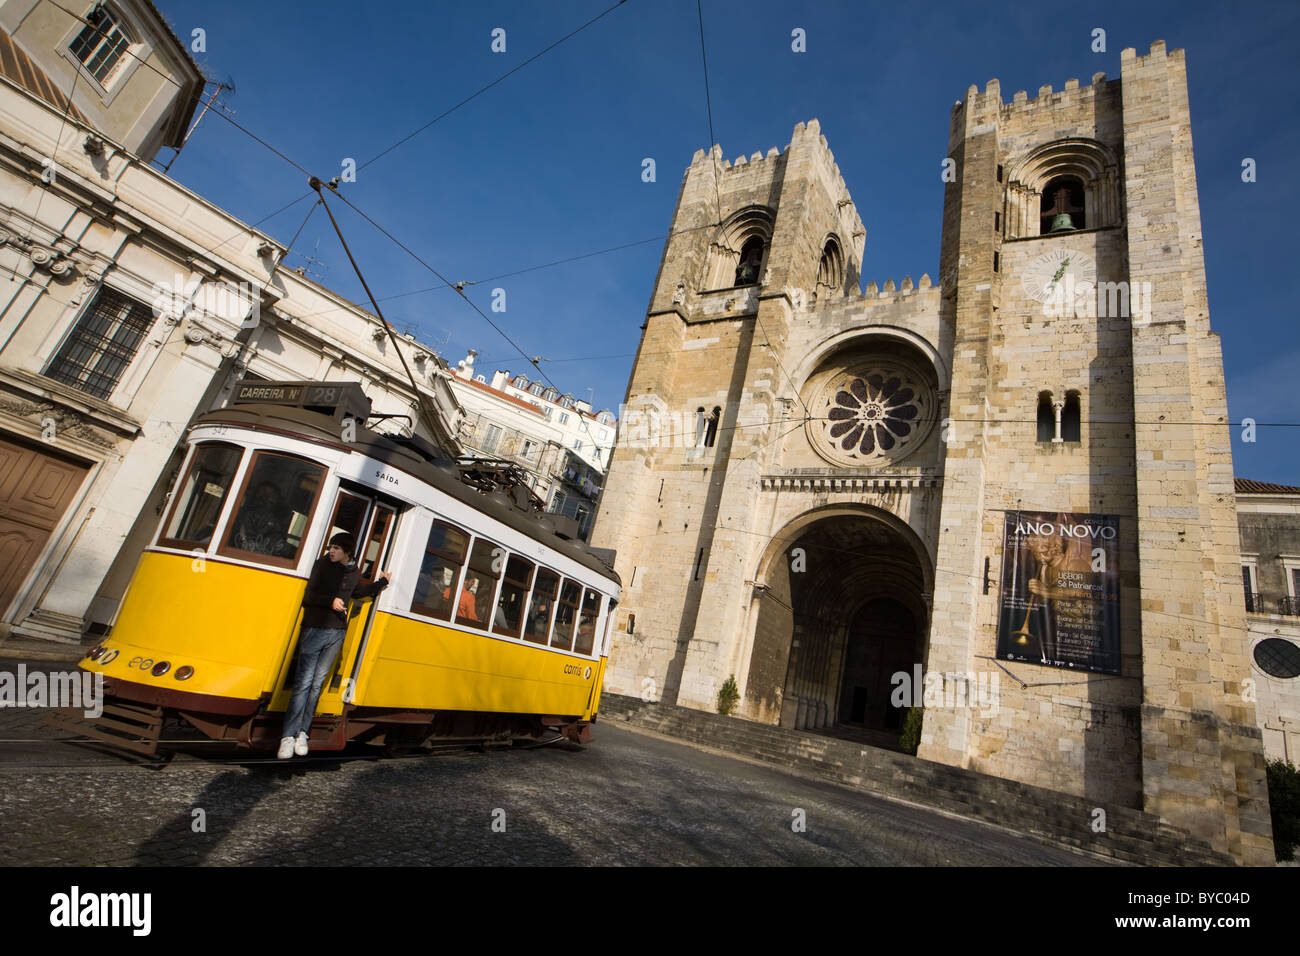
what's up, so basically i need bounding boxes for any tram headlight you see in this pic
[86,645,106,661]
[99,649,118,664]
[174,666,194,681]
[151,661,171,677]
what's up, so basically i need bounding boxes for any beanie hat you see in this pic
[329,532,357,558]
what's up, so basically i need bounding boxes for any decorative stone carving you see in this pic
[809,363,936,466]
[0,227,78,278]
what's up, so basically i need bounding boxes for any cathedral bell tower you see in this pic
[592,121,865,711]
[927,42,1272,865]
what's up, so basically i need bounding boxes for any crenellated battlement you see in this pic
[689,119,857,217]
[857,273,937,300]
[949,39,1178,123]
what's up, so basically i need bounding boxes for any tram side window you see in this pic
[456,538,503,630]
[221,452,325,566]
[493,554,535,639]
[410,521,469,621]
[524,568,560,644]
[160,443,243,548]
[574,589,602,656]
[551,579,582,652]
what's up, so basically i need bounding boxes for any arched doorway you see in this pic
[746,508,930,743]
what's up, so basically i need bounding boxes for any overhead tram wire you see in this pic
[630,509,1272,643]
[692,0,814,428]
[316,184,611,455]
[22,14,82,246]
[51,0,627,271]
[309,178,445,449]
[356,0,630,174]
[38,0,331,273]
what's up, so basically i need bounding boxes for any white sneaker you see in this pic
[277,736,294,759]
[294,731,309,756]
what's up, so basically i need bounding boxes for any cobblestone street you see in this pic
[0,664,1107,866]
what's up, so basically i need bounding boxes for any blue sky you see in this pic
[154,0,1300,482]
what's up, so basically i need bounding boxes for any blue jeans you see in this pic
[281,626,346,739]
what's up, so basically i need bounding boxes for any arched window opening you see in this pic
[705,206,774,291]
[734,237,765,287]
[817,237,844,298]
[694,407,706,446]
[704,406,721,447]
[1005,140,1121,238]
[1062,391,1082,443]
[1036,392,1055,443]
[1040,176,1086,233]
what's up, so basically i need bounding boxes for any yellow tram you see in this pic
[70,381,621,755]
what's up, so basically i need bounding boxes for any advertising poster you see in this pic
[996,511,1121,674]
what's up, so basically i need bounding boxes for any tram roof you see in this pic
[188,402,620,585]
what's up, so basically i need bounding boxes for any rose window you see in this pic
[813,366,934,464]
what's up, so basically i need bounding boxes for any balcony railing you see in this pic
[1279,596,1300,617]
[1245,591,1262,613]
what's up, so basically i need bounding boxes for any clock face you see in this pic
[1021,249,1096,304]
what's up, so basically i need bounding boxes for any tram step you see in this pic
[45,701,165,756]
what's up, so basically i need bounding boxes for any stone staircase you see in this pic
[598,693,1236,866]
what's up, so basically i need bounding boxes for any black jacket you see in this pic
[301,555,388,629]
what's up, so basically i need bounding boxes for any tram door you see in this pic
[294,485,399,717]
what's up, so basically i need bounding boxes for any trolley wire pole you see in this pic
[309,177,450,455]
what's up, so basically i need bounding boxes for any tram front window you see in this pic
[222,452,325,567]
[160,443,242,548]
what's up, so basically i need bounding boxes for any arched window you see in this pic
[529,382,545,397]
[1062,391,1081,443]
[734,237,765,287]
[704,206,774,291]
[1036,392,1055,443]
[817,236,844,297]
[1040,176,1086,233]
[1005,139,1121,238]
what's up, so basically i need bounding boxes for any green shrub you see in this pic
[1267,758,1300,861]
[717,675,740,716]
[898,706,923,755]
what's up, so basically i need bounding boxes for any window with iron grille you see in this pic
[45,287,155,400]
[69,4,132,86]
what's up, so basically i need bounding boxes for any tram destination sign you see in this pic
[995,510,1121,675]
[232,381,372,421]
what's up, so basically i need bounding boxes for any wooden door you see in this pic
[0,436,90,616]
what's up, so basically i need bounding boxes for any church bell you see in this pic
[1048,212,1077,233]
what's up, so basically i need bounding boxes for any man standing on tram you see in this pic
[279,532,391,758]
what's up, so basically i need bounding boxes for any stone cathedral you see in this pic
[591,41,1274,864]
